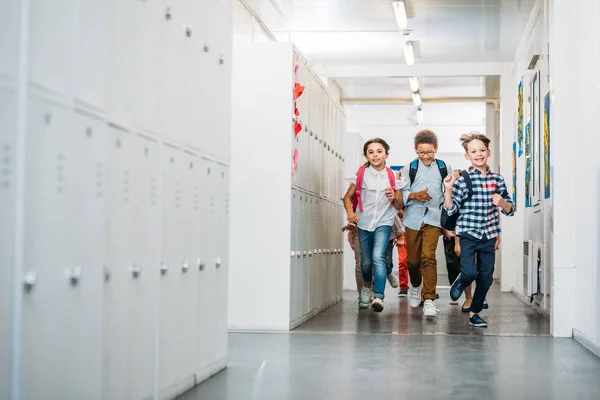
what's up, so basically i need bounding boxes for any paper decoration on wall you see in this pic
[544,92,551,199]
[294,120,302,136]
[294,82,305,100]
[512,142,517,210]
[292,148,300,181]
[517,78,524,157]
[524,122,532,207]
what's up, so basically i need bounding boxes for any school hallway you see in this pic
[183,285,600,400]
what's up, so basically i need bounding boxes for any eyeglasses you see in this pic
[416,151,435,157]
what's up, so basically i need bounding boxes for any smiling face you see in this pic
[415,143,437,166]
[464,139,491,168]
[365,142,388,170]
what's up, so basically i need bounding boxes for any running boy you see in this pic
[444,132,514,327]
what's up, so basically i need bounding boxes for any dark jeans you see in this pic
[459,233,495,313]
[385,240,395,277]
[444,236,461,285]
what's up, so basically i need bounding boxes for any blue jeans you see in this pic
[459,233,496,313]
[358,225,392,299]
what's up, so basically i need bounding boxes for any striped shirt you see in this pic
[444,167,514,239]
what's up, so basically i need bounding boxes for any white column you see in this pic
[548,0,576,337]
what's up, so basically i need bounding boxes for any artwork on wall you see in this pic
[544,92,551,198]
[525,122,532,207]
[512,141,517,209]
[517,78,524,157]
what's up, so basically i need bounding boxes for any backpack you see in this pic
[408,159,448,187]
[352,165,396,213]
[440,170,473,231]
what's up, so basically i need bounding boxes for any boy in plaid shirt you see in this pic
[443,133,514,327]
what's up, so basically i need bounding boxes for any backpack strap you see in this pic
[408,159,418,187]
[354,165,367,212]
[386,167,396,204]
[459,170,474,206]
[436,159,448,180]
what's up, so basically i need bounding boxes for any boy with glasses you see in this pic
[401,130,450,317]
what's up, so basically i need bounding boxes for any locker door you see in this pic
[28,0,77,95]
[290,188,299,322]
[72,0,109,109]
[21,97,73,400]
[103,126,134,400]
[158,144,184,399]
[0,0,20,78]
[211,162,229,366]
[0,88,17,399]
[128,134,161,399]
[195,157,216,376]
[175,151,200,393]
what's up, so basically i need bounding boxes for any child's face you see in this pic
[464,139,490,168]
[365,143,388,169]
[415,143,436,166]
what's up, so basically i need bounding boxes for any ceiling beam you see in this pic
[341,97,499,105]
[314,62,513,78]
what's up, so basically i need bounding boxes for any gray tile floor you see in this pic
[181,286,600,400]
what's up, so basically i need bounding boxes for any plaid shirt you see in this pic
[445,167,514,239]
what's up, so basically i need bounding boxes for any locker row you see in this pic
[292,53,345,200]
[290,188,344,324]
[2,0,233,159]
[289,250,344,326]
[5,93,229,400]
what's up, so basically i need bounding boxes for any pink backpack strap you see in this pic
[386,167,396,203]
[355,165,367,212]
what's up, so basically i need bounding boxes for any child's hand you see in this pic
[454,238,461,257]
[396,235,405,247]
[385,187,395,200]
[495,235,501,251]
[492,193,506,208]
[411,189,432,203]
[347,212,359,224]
[443,174,456,191]
[341,223,357,232]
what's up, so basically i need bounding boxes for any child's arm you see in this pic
[443,175,465,214]
[492,175,515,216]
[343,184,359,223]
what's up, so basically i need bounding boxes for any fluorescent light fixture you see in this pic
[404,41,415,65]
[392,0,408,30]
[412,91,422,107]
[408,77,419,92]
[416,108,424,122]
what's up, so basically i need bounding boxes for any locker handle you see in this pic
[197,258,206,271]
[291,251,295,258]
[296,251,301,259]
[215,257,222,268]
[132,264,141,278]
[308,251,312,257]
[70,266,82,286]
[160,263,168,275]
[181,262,190,273]
[23,272,37,292]
[104,267,111,282]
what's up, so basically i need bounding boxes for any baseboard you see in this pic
[573,329,600,359]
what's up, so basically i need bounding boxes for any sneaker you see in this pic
[372,298,384,313]
[469,314,488,327]
[423,300,439,317]
[398,289,408,297]
[449,273,464,301]
[409,285,422,308]
[359,287,372,309]
[387,273,399,288]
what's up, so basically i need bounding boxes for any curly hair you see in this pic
[459,131,490,151]
[414,130,438,149]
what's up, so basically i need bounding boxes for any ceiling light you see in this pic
[412,91,422,107]
[404,41,415,65]
[408,77,419,92]
[392,1,408,30]
[416,108,424,122]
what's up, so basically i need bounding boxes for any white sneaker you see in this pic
[409,284,422,309]
[372,298,384,313]
[423,300,439,317]
[359,287,372,309]
[387,273,399,288]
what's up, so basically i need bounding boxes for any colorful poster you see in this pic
[524,122,531,207]
[512,142,517,209]
[517,78,524,157]
[544,92,551,198]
